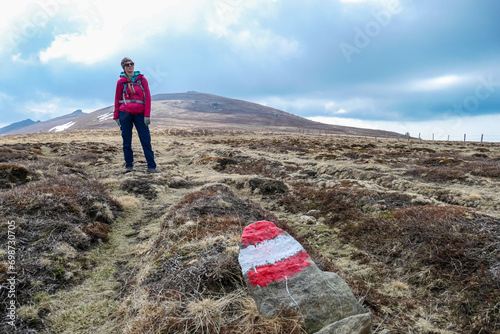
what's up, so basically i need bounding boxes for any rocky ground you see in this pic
[1,128,499,333]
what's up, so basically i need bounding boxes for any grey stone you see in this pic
[249,265,369,333]
[239,221,373,334]
[315,312,372,334]
[300,215,316,224]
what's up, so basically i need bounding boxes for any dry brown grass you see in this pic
[278,177,499,332]
[115,195,141,210]
[118,289,305,334]
[0,141,122,333]
[289,195,499,332]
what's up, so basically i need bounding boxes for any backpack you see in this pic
[119,77,146,105]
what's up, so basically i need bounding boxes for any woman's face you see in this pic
[124,62,135,76]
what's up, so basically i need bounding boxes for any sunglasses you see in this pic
[124,62,134,67]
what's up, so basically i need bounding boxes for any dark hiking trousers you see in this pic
[119,111,156,169]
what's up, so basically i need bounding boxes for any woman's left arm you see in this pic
[142,76,152,117]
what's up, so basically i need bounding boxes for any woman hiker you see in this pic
[114,57,158,174]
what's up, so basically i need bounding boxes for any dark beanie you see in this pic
[121,57,132,68]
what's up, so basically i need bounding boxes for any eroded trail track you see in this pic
[1,129,499,333]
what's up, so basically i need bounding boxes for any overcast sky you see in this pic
[1,0,500,141]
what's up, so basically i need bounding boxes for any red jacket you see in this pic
[114,73,151,119]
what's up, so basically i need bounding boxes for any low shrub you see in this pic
[341,205,500,332]
[0,144,121,331]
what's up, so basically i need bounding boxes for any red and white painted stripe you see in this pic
[239,220,311,287]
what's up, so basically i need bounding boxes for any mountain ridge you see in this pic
[2,92,402,138]
[0,119,40,135]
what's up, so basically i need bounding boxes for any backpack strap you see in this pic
[119,77,146,105]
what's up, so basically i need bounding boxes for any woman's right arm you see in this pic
[114,81,122,120]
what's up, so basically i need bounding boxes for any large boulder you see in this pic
[238,220,372,334]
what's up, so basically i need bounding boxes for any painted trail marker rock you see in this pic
[238,221,372,334]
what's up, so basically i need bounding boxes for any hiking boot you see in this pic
[124,167,133,173]
[147,168,159,174]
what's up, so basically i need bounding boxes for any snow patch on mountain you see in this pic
[97,112,114,122]
[49,121,76,132]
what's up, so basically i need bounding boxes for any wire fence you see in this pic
[298,129,500,143]
[414,133,500,143]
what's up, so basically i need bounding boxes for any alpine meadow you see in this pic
[1,127,499,333]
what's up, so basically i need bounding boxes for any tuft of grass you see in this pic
[468,160,500,178]
[120,178,165,200]
[186,296,230,334]
[115,195,141,211]
[82,222,111,242]
[162,184,267,229]
[406,166,468,183]
[469,193,482,200]
[0,144,42,162]
[232,295,306,334]
[0,164,31,188]
[119,289,306,334]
